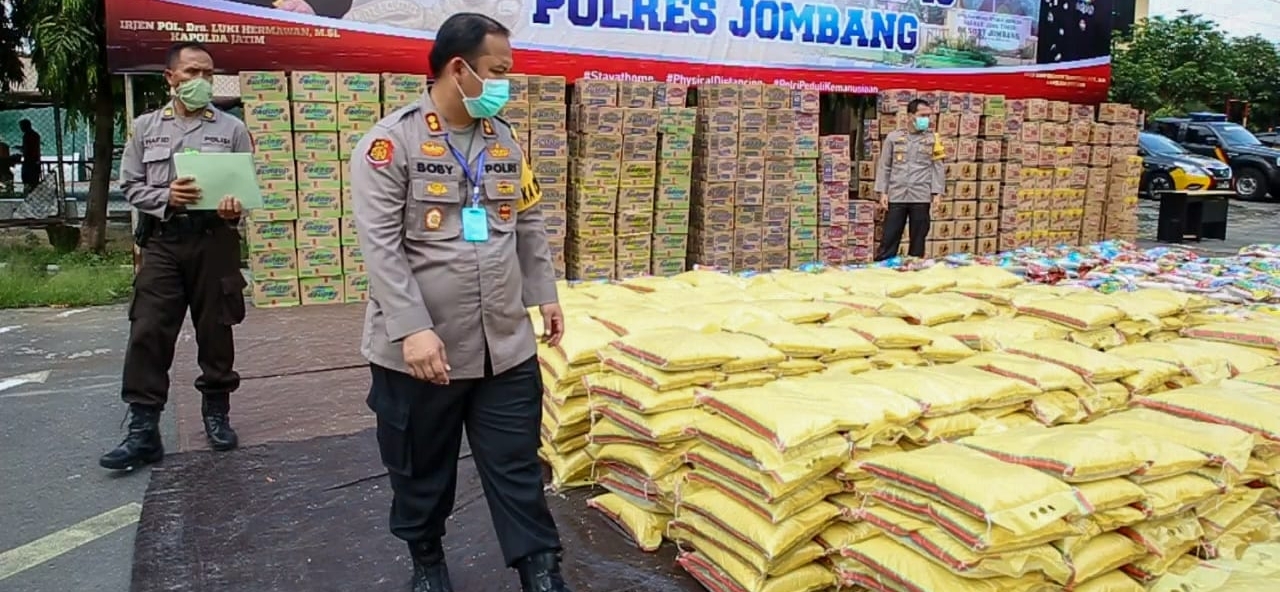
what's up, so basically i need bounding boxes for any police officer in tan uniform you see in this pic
[348,13,569,592]
[874,98,946,261]
[100,42,249,471]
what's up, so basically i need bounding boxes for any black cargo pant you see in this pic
[368,354,562,567]
[121,219,246,412]
[875,202,931,261]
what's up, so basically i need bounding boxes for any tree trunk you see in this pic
[79,53,116,252]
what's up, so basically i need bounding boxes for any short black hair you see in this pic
[428,13,510,78]
[166,42,211,69]
[906,99,930,114]
[19,119,30,128]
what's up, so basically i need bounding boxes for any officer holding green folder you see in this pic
[100,41,253,471]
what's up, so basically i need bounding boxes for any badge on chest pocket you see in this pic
[461,207,489,242]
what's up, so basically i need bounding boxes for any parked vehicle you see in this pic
[1149,113,1280,200]
[1136,132,1233,198]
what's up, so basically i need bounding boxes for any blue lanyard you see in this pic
[446,135,485,206]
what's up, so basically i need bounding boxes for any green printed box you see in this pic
[296,217,342,248]
[243,101,292,132]
[294,133,340,160]
[337,72,380,102]
[254,157,295,183]
[338,102,380,131]
[239,71,289,101]
[245,220,296,251]
[341,216,359,246]
[298,246,343,278]
[298,187,342,218]
[251,132,294,159]
[339,130,365,160]
[292,102,339,131]
[247,249,298,281]
[344,273,368,303]
[251,278,300,308]
[297,160,342,189]
[250,190,297,221]
[341,185,353,217]
[289,71,337,102]
[381,73,427,104]
[341,245,364,273]
[300,276,345,305]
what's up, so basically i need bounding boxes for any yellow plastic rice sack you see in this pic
[1182,320,1280,350]
[541,446,593,490]
[859,504,1073,584]
[589,405,695,445]
[1078,381,1131,417]
[725,320,878,360]
[1171,338,1276,375]
[595,462,684,513]
[1074,571,1145,592]
[814,521,881,552]
[833,536,1056,592]
[1119,358,1183,395]
[694,378,923,451]
[551,315,621,365]
[860,443,1088,536]
[843,268,926,297]
[823,316,938,349]
[942,264,1025,289]
[1134,381,1280,444]
[667,514,826,578]
[853,365,1040,417]
[820,357,874,375]
[919,334,976,363]
[876,293,971,326]
[1092,409,1254,474]
[905,412,984,443]
[1200,488,1266,540]
[589,305,720,335]
[691,414,851,480]
[702,332,788,373]
[1234,365,1280,389]
[958,351,1090,393]
[1119,512,1205,558]
[1027,391,1087,426]
[867,486,1080,554]
[1015,298,1126,331]
[682,471,840,525]
[958,425,1155,482]
[869,348,927,368]
[1135,474,1222,519]
[822,293,893,316]
[1109,342,1234,383]
[683,445,842,503]
[584,373,697,415]
[772,358,826,376]
[1069,327,1128,350]
[598,347,721,390]
[1005,340,1140,382]
[752,299,852,324]
[587,493,668,552]
[1058,533,1147,586]
[609,327,738,371]
[592,441,690,480]
[935,318,1070,351]
[1075,478,1146,512]
[677,486,835,561]
[676,549,833,592]
[947,286,1018,306]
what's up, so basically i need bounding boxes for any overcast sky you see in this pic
[1149,0,1280,39]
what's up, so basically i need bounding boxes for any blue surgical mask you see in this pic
[914,116,930,132]
[456,61,510,119]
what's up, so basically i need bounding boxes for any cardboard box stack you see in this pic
[1098,103,1142,241]
[507,75,570,278]
[654,85,694,276]
[239,70,374,307]
[689,84,737,270]
[791,91,821,267]
[818,134,852,265]
[567,79,621,280]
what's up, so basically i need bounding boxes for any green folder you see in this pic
[173,152,264,210]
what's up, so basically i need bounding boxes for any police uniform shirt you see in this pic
[349,91,558,380]
[119,102,254,219]
[874,129,946,204]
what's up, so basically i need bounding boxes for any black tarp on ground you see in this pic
[130,429,701,592]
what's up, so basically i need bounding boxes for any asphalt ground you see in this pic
[0,197,1277,592]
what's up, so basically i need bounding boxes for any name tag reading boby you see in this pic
[461,186,488,242]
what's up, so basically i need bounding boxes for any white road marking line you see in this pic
[0,502,143,582]
[53,309,88,319]
[0,325,22,334]
[0,370,51,393]
[0,380,118,399]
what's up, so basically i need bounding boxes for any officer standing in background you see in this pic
[874,98,945,261]
[349,12,570,592]
[100,41,251,471]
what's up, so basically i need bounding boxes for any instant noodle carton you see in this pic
[252,190,298,222]
[295,217,341,248]
[341,216,359,246]
[380,73,426,104]
[251,132,294,160]
[336,72,379,102]
[299,276,344,306]
[238,71,288,101]
[338,130,364,160]
[245,220,295,251]
[293,132,339,160]
[341,245,364,274]
[298,187,341,219]
[337,102,379,131]
[243,101,292,132]
[247,249,297,280]
[297,247,343,278]
[289,71,337,102]
[343,273,368,303]
[251,278,300,308]
[292,102,339,131]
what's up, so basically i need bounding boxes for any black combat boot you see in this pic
[99,404,164,470]
[202,396,239,451]
[409,540,453,592]
[516,551,571,592]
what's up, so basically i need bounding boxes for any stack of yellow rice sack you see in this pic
[524,267,1280,591]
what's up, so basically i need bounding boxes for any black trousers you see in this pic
[876,202,931,261]
[121,223,245,411]
[368,355,561,567]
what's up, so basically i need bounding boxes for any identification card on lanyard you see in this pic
[448,138,489,242]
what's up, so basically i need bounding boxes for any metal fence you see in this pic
[0,103,73,224]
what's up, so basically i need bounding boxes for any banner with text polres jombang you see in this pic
[106,0,1114,101]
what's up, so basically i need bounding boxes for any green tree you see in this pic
[1228,35,1280,129]
[0,5,25,93]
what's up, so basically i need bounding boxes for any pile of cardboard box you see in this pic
[499,75,570,275]
[860,90,1141,258]
[239,70,384,307]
